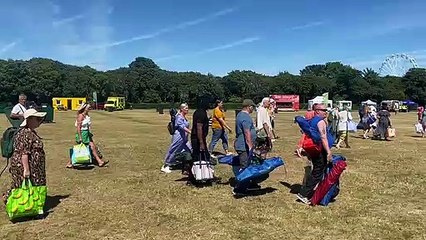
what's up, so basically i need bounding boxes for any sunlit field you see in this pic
[0,109,424,240]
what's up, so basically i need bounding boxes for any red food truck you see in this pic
[270,94,300,112]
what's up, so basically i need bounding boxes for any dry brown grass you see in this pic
[0,109,425,240]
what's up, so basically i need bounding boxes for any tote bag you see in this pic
[6,179,47,221]
[71,143,91,164]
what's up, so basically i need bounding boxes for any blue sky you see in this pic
[0,0,425,76]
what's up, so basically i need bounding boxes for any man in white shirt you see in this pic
[10,94,27,120]
[256,97,273,139]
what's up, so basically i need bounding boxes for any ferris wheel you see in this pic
[379,53,419,77]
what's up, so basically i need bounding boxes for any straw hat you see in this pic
[20,109,46,127]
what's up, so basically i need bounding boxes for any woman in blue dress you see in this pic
[161,103,192,173]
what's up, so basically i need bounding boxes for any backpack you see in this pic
[1,127,20,159]
[295,116,334,157]
[167,108,178,135]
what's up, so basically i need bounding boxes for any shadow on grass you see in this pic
[9,194,70,224]
[233,187,278,199]
[175,176,223,188]
[280,181,302,194]
[45,194,70,212]
[71,165,95,170]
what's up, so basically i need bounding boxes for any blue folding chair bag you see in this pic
[236,157,284,182]
[319,154,346,206]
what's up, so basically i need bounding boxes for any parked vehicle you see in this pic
[104,97,125,112]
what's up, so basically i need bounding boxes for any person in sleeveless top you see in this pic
[66,103,108,168]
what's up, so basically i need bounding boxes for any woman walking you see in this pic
[375,104,392,140]
[161,103,192,173]
[3,109,47,204]
[67,103,108,168]
[209,100,232,156]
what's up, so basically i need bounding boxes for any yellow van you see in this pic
[104,97,125,111]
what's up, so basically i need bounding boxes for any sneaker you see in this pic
[296,193,311,205]
[247,183,261,191]
[161,165,172,173]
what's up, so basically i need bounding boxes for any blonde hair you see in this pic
[179,103,189,111]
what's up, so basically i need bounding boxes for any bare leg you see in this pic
[345,133,350,148]
[89,142,106,166]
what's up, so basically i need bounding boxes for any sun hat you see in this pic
[77,102,89,111]
[20,109,47,127]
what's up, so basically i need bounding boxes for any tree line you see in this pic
[0,57,425,106]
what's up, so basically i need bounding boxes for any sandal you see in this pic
[66,164,73,169]
[98,160,109,167]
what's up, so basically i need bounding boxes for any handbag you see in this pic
[191,152,214,181]
[387,128,396,138]
[71,143,92,165]
[6,179,47,221]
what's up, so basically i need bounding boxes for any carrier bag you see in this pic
[71,143,92,165]
[6,179,47,221]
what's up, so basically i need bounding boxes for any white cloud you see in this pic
[52,14,84,27]
[289,21,325,31]
[97,7,237,49]
[0,40,20,55]
[156,37,260,62]
[196,37,260,55]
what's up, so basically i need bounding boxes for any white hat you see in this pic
[20,109,47,127]
[77,102,89,111]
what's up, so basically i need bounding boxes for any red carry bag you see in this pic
[310,160,347,205]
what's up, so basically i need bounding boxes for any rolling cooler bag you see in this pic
[190,152,215,183]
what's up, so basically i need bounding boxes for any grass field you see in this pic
[0,109,425,240]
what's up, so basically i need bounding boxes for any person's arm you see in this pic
[10,106,24,120]
[176,117,191,134]
[197,123,205,150]
[218,117,232,132]
[76,114,84,143]
[214,109,232,132]
[242,121,254,150]
[15,130,31,178]
[22,154,30,178]
[318,120,332,161]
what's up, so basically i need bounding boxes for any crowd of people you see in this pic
[2,93,424,216]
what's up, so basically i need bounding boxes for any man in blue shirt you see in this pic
[233,99,267,196]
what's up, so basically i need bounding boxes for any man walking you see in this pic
[233,99,268,196]
[297,104,333,204]
[256,97,273,140]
